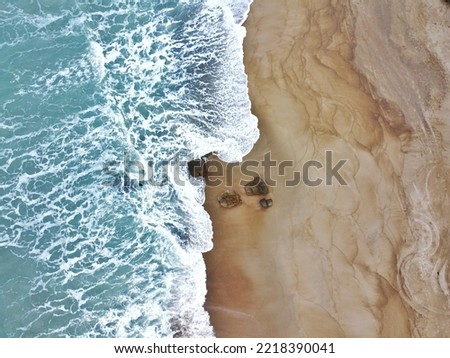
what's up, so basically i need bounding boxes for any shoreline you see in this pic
[203,0,450,337]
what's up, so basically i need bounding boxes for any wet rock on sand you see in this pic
[188,152,214,178]
[188,158,206,178]
[259,198,273,209]
[244,176,269,196]
[218,190,242,208]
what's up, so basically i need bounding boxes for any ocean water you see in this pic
[0,0,258,337]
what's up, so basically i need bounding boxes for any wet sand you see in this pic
[203,0,450,337]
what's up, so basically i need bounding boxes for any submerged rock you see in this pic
[244,176,269,196]
[218,190,242,208]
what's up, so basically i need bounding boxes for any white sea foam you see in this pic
[208,0,253,25]
[81,0,258,337]
[0,0,257,338]
[89,41,106,81]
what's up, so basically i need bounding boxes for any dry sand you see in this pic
[203,0,450,337]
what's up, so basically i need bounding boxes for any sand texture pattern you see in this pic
[203,0,450,337]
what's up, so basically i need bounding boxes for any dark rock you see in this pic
[218,190,242,208]
[244,176,269,196]
[188,152,215,178]
[188,158,205,178]
[259,198,273,209]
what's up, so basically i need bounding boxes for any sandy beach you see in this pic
[203,0,450,337]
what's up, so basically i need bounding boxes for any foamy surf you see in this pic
[0,0,257,337]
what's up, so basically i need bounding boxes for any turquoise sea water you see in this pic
[0,0,257,337]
